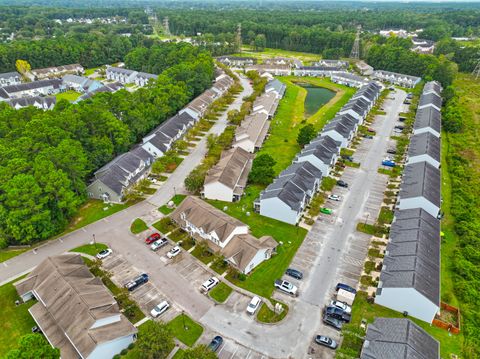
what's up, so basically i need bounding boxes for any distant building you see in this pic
[0,79,64,100]
[293,66,342,77]
[355,61,374,76]
[8,96,56,110]
[14,253,137,359]
[0,71,21,86]
[216,56,256,68]
[62,74,104,93]
[314,59,349,69]
[30,64,84,80]
[246,64,291,76]
[331,72,369,88]
[106,67,158,87]
[412,38,435,54]
[361,318,440,359]
[373,70,421,88]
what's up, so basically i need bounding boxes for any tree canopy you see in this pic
[5,334,60,359]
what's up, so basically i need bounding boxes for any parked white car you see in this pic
[150,300,170,318]
[328,194,341,201]
[246,296,261,315]
[330,300,352,314]
[167,246,181,259]
[151,238,168,251]
[201,277,219,292]
[96,248,112,260]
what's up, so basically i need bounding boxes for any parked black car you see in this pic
[335,282,357,294]
[395,125,405,130]
[363,134,373,139]
[285,268,303,280]
[324,306,351,323]
[387,148,397,155]
[323,314,343,330]
[208,336,223,352]
[125,273,149,291]
[336,180,349,188]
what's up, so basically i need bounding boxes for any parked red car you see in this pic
[145,232,161,244]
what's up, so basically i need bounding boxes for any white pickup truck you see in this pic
[274,279,298,296]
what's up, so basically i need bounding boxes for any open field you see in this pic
[239,45,322,63]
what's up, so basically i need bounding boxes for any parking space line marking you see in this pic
[229,345,239,359]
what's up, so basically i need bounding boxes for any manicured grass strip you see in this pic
[167,314,203,347]
[70,243,108,257]
[171,349,185,359]
[130,218,148,234]
[191,245,214,265]
[0,248,28,263]
[209,282,233,303]
[0,276,37,357]
[67,199,132,233]
[158,194,187,215]
[257,299,289,323]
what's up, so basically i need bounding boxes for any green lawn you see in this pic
[209,282,233,303]
[191,245,214,265]
[84,67,100,76]
[340,292,463,358]
[70,243,108,257]
[258,77,354,174]
[66,199,133,233]
[0,248,29,263]
[153,217,177,234]
[167,314,204,347]
[130,218,148,234]
[171,349,185,359]
[0,277,37,357]
[158,194,187,215]
[257,299,289,323]
[56,90,81,102]
[207,186,307,299]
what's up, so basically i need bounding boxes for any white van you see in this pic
[246,296,261,315]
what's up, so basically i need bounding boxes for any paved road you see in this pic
[200,89,407,358]
[0,74,253,286]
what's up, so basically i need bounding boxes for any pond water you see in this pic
[297,83,336,118]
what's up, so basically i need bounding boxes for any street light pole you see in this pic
[181,310,187,330]
[92,233,97,250]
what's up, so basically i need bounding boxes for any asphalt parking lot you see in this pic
[101,252,180,322]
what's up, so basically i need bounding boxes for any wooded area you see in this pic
[0,40,213,246]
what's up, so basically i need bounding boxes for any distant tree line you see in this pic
[0,41,214,246]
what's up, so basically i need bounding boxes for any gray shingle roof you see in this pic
[419,92,442,109]
[422,81,442,96]
[361,318,440,359]
[265,79,286,97]
[399,162,441,207]
[0,71,20,80]
[297,65,343,72]
[408,132,440,162]
[1,78,63,95]
[414,107,441,133]
[8,96,56,108]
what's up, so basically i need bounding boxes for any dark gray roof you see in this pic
[279,161,322,181]
[408,132,440,162]
[419,92,442,109]
[315,59,349,68]
[323,120,352,138]
[136,72,158,80]
[399,162,441,207]
[8,96,56,108]
[361,318,440,359]
[156,111,195,139]
[379,207,440,305]
[299,135,340,164]
[94,146,153,196]
[107,67,135,75]
[333,71,366,83]
[340,101,368,117]
[262,161,320,211]
[325,115,358,133]
[1,78,62,94]
[0,71,20,80]
[422,81,442,96]
[414,107,441,133]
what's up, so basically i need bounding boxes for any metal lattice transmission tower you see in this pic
[163,17,171,36]
[235,23,242,53]
[350,25,361,60]
[473,59,480,79]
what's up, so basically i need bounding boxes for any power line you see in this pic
[350,25,361,60]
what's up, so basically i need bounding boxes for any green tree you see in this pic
[135,321,174,359]
[254,34,266,52]
[5,334,59,359]
[185,167,207,193]
[182,344,218,359]
[248,154,276,185]
[297,124,316,147]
